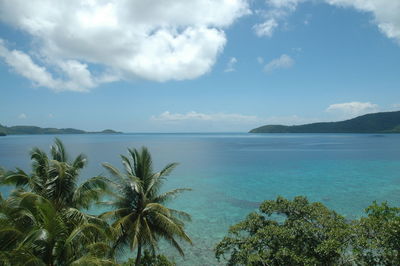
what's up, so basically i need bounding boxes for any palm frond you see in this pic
[0,227,23,250]
[70,255,117,266]
[154,188,192,204]
[66,223,107,246]
[50,138,68,162]
[168,208,192,222]
[73,176,111,209]
[1,169,31,188]
[120,155,134,176]
[102,163,123,180]
[72,154,87,171]
[99,208,131,220]
[99,146,191,260]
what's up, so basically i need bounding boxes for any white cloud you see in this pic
[48,114,54,118]
[389,103,400,111]
[151,111,259,123]
[151,111,320,125]
[264,54,294,72]
[326,101,379,118]
[18,113,27,119]
[149,111,322,132]
[254,0,400,43]
[0,0,250,91]
[262,115,319,125]
[224,57,238,72]
[253,0,303,37]
[268,0,302,9]
[253,19,279,37]
[257,57,264,64]
[0,41,102,92]
[326,0,400,43]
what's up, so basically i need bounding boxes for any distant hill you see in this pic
[0,124,121,135]
[250,111,400,133]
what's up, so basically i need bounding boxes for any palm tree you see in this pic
[1,138,109,212]
[0,191,116,266]
[100,147,192,265]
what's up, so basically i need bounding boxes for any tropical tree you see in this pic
[100,147,192,266]
[215,196,352,266]
[1,138,110,212]
[0,191,116,266]
[0,139,115,265]
[122,251,176,266]
[351,201,400,265]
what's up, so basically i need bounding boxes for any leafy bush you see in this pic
[215,196,351,265]
[352,202,400,265]
[122,251,176,266]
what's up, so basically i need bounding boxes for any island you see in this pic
[250,111,400,133]
[0,124,121,135]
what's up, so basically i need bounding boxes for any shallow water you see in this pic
[1,133,400,265]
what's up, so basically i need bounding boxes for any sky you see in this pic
[0,0,400,132]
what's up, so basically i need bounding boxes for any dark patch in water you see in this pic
[225,197,261,209]
[371,135,385,137]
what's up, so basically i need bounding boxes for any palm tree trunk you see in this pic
[135,243,142,266]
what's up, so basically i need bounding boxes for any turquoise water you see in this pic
[1,133,400,265]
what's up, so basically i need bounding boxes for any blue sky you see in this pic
[0,0,400,132]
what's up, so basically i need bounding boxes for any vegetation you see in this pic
[215,196,351,265]
[0,192,115,265]
[121,251,176,266]
[0,124,120,135]
[352,202,400,265]
[216,196,400,265]
[100,147,192,265]
[0,139,188,265]
[1,138,109,211]
[250,110,400,133]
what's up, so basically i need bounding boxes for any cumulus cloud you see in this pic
[326,101,379,118]
[262,115,320,125]
[326,0,400,43]
[253,0,303,37]
[151,111,259,123]
[0,40,100,92]
[224,57,238,72]
[264,54,294,72]
[253,19,279,37]
[0,0,250,91]
[253,0,400,43]
[392,103,400,109]
[151,111,321,125]
[18,113,27,119]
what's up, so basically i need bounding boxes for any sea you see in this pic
[1,133,400,265]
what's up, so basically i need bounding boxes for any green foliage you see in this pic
[250,110,400,133]
[0,192,116,265]
[0,139,116,265]
[0,142,192,265]
[215,196,351,266]
[352,201,400,265]
[100,147,192,264]
[1,138,110,211]
[122,251,176,266]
